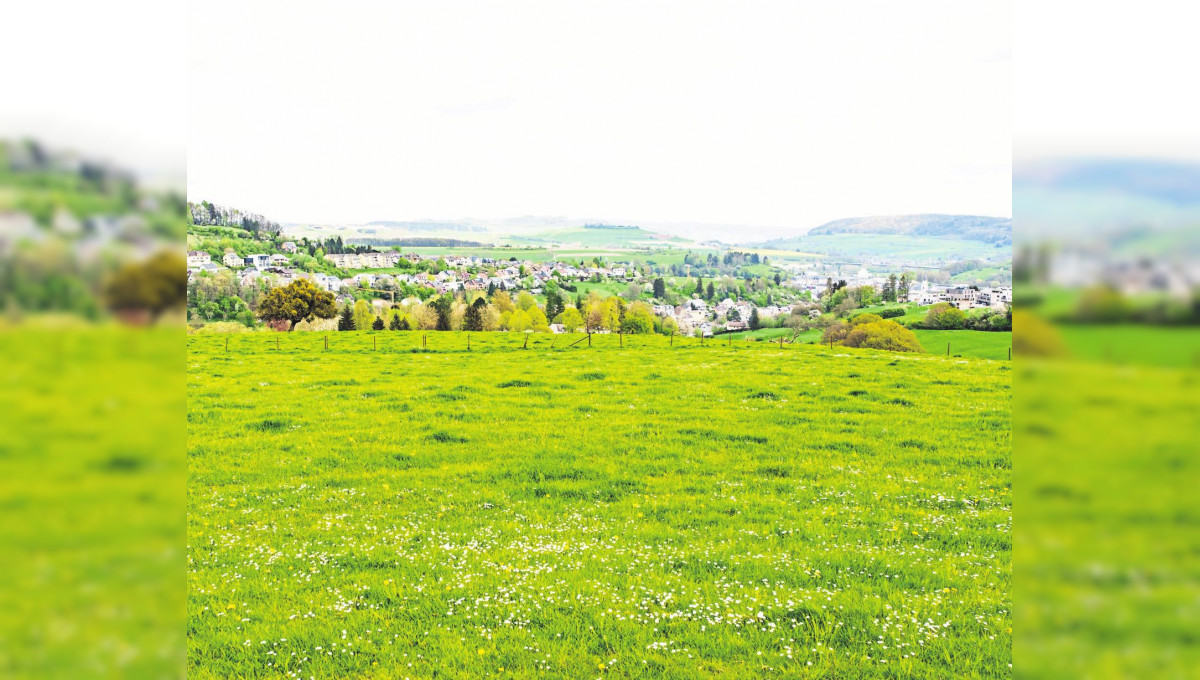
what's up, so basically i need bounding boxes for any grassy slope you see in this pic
[188,333,1011,678]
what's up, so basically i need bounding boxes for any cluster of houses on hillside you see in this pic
[903,282,1013,310]
[781,265,1012,312]
[187,244,1013,334]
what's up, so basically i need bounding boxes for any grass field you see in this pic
[188,332,1010,678]
[911,331,1012,361]
[1056,324,1200,368]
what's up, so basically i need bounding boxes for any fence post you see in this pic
[619,332,623,348]
[946,342,950,356]
[467,334,470,351]
[276,336,280,351]
[1008,346,1011,361]
[374,336,377,351]
[324,335,328,351]
[670,331,674,346]
[225,336,229,352]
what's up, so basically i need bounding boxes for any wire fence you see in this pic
[189,330,1012,360]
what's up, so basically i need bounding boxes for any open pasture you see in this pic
[188,332,1011,678]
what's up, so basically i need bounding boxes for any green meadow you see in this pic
[911,331,1012,361]
[188,332,1011,678]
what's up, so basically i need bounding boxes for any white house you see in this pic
[187,250,212,267]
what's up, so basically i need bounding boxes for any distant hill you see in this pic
[805,214,1011,244]
[365,220,485,232]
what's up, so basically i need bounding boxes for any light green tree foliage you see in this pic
[558,307,584,332]
[622,301,655,334]
[527,306,549,332]
[923,302,967,329]
[352,299,373,331]
[842,320,923,353]
[516,291,537,311]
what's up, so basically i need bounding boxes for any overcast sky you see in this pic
[4,1,1013,237]
[182,1,1011,235]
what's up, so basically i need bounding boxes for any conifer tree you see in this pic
[337,304,356,331]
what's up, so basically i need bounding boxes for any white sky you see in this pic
[4,1,1017,237]
[1014,1,1200,164]
[185,1,1012,235]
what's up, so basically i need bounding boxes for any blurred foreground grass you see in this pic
[0,327,184,678]
[1016,323,1200,678]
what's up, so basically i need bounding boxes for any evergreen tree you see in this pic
[749,307,762,330]
[706,282,715,300]
[337,304,356,331]
[398,316,411,331]
[695,277,704,296]
[371,316,385,330]
[897,273,911,301]
[389,314,401,330]
[487,281,496,296]
[464,297,487,331]
[774,272,782,286]
[432,294,453,331]
[545,290,564,321]
[652,277,666,299]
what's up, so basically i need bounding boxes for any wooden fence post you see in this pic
[1008,347,1011,361]
[946,342,950,356]
[276,336,280,351]
[670,331,674,346]
[374,336,377,351]
[225,336,229,351]
[467,334,470,351]
[324,336,328,351]
[619,332,623,348]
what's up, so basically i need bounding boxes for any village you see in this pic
[186,244,1013,335]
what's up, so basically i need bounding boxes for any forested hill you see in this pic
[806,214,1011,244]
[187,200,281,235]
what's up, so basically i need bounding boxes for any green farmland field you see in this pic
[188,332,1011,678]
[911,331,1012,361]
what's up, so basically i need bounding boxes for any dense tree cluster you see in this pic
[187,200,281,235]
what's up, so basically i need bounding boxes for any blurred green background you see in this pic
[1014,159,1200,679]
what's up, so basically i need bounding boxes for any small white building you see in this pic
[187,250,212,267]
